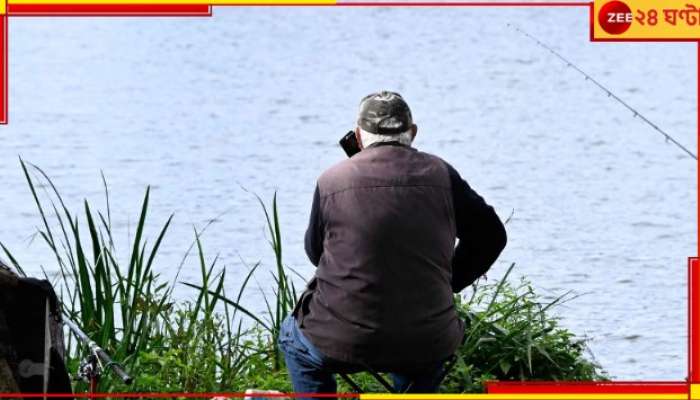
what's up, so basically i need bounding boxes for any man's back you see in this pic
[296,143,465,370]
[280,91,506,395]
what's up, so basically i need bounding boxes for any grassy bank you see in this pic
[1,160,607,393]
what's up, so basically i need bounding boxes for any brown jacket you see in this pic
[295,142,506,370]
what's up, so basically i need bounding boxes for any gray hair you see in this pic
[358,128,414,148]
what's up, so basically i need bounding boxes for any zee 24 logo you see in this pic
[598,0,700,35]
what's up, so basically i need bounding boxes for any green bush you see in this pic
[445,267,607,393]
[1,161,607,394]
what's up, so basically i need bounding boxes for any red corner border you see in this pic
[1,13,6,124]
[6,4,212,16]
[691,257,699,384]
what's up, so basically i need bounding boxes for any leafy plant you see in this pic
[443,264,607,392]
[1,161,607,394]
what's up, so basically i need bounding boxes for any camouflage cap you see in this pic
[357,91,413,135]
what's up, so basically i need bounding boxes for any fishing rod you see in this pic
[63,317,133,392]
[509,24,698,161]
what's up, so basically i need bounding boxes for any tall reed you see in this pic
[186,192,299,371]
[1,160,607,393]
[1,159,251,391]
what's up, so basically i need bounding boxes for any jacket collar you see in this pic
[365,141,411,150]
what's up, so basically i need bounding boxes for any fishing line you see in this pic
[509,24,698,161]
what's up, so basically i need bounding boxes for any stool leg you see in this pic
[338,373,363,393]
[367,369,396,393]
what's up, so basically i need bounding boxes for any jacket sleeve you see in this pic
[304,185,324,266]
[446,163,507,293]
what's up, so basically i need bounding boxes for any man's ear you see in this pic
[411,124,418,140]
[355,127,364,150]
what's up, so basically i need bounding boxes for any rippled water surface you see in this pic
[0,5,696,380]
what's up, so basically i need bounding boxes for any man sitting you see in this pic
[278,91,507,395]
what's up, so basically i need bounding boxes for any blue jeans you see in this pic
[277,315,446,398]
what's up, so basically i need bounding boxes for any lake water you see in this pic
[0,4,696,381]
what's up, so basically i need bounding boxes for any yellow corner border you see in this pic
[360,394,687,400]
